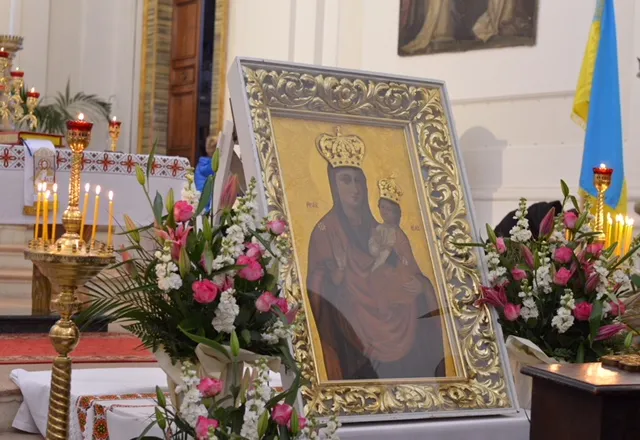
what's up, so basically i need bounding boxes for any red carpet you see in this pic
[0,333,156,365]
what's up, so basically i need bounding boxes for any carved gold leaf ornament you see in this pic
[239,63,512,420]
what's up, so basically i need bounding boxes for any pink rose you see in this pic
[503,303,521,322]
[196,417,219,440]
[274,297,290,314]
[256,291,277,313]
[237,255,264,281]
[521,245,535,269]
[192,279,220,304]
[554,267,573,286]
[174,200,195,223]
[564,212,578,230]
[553,247,574,264]
[610,300,626,317]
[573,302,593,321]
[511,268,528,282]
[197,377,224,397]
[245,242,264,259]
[595,323,627,341]
[267,219,287,236]
[272,403,293,426]
[496,237,507,254]
[288,416,307,431]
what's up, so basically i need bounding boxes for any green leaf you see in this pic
[212,149,220,173]
[632,274,640,288]
[624,330,634,349]
[230,330,240,357]
[289,409,300,434]
[195,176,214,216]
[589,301,604,343]
[257,410,270,438]
[152,192,163,225]
[156,386,166,408]
[135,164,146,186]
[279,425,291,440]
[180,327,231,360]
[166,188,175,217]
[241,329,252,345]
[570,195,580,211]
[155,407,166,430]
[560,180,570,198]
[486,224,497,245]
[203,216,213,242]
[146,140,157,181]
[203,243,214,275]
[576,343,585,363]
[178,246,190,278]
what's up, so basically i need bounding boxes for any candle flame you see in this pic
[95,185,101,195]
[52,183,57,193]
[78,113,85,121]
[599,163,607,169]
[30,87,35,93]
[616,214,624,223]
[108,190,113,201]
[15,66,19,71]
[1,48,4,51]
[607,213,613,223]
[626,217,634,226]
[85,182,90,192]
[44,190,50,199]
[37,182,42,192]
[112,116,117,122]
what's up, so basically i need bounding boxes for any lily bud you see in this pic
[521,245,535,269]
[178,247,190,277]
[166,188,175,215]
[538,207,556,238]
[220,174,239,210]
[212,149,220,173]
[231,330,240,357]
[123,214,140,243]
[257,411,269,438]
[135,164,146,186]
[289,409,300,435]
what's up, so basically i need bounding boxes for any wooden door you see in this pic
[167,0,203,164]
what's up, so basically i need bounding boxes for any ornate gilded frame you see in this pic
[228,58,516,422]
[137,0,229,154]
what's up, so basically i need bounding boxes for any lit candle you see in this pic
[34,183,43,240]
[616,214,625,256]
[606,214,613,248]
[51,183,58,241]
[107,191,114,247]
[624,217,635,254]
[80,183,90,239]
[43,190,50,243]
[91,185,101,243]
[26,86,40,99]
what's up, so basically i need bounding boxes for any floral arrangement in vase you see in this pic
[464,181,640,363]
[80,151,340,440]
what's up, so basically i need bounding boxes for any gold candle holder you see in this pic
[24,113,114,440]
[9,69,24,122]
[593,163,613,244]
[21,87,39,130]
[108,117,122,152]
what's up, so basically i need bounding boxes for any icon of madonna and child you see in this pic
[305,127,447,381]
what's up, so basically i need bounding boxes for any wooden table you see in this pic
[522,363,640,440]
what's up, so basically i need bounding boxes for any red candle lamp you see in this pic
[67,113,94,132]
[0,47,8,58]
[10,69,24,78]
[27,87,40,99]
[593,163,614,177]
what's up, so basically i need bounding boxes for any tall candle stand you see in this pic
[9,69,24,123]
[21,88,39,130]
[24,115,115,440]
[593,164,613,244]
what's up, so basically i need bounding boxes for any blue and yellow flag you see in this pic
[573,0,626,216]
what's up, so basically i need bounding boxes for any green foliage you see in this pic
[20,79,111,134]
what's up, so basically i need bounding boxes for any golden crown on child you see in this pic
[378,176,403,204]
[316,126,365,169]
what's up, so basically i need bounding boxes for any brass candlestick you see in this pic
[9,70,24,122]
[21,89,39,130]
[24,114,114,440]
[108,118,122,152]
[593,164,613,244]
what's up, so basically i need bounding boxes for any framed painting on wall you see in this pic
[228,58,517,422]
[398,0,538,56]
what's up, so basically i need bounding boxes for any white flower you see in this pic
[319,416,341,440]
[181,171,201,209]
[552,291,576,334]
[509,199,533,243]
[261,319,291,345]
[177,362,207,428]
[240,360,272,440]
[155,244,182,292]
[212,289,239,333]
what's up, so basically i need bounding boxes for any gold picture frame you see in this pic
[228,58,516,422]
[137,0,229,154]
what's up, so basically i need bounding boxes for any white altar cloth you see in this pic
[10,367,168,439]
[0,145,191,225]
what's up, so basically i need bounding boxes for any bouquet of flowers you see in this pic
[466,181,640,362]
[80,152,340,439]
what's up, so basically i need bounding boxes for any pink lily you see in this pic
[476,285,508,309]
[595,323,627,341]
[156,224,192,260]
[521,245,535,269]
[538,207,556,238]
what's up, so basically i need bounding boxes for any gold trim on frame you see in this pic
[137,0,230,155]
[234,61,514,421]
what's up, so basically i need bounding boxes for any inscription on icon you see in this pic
[307,202,318,209]
[411,225,420,231]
